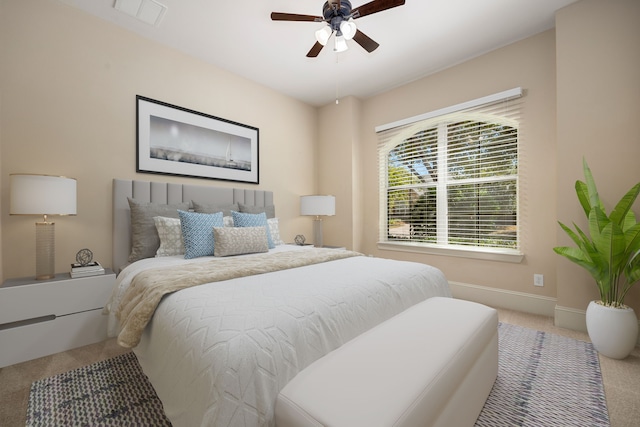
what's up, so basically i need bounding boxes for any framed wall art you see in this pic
[136,95,259,184]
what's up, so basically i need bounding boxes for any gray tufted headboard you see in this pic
[112,179,273,273]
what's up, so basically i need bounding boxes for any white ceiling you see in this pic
[58,0,576,107]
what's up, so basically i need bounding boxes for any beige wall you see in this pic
[0,0,318,280]
[316,96,362,249]
[555,0,640,314]
[322,30,559,300]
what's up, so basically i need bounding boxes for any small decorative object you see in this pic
[75,248,94,266]
[294,235,306,246]
[554,158,640,359]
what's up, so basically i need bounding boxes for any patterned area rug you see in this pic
[476,323,609,427]
[27,323,609,426]
[26,352,170,426]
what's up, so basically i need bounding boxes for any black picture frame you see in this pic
[136,96,259,184]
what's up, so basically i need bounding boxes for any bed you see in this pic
[106,179,452,427]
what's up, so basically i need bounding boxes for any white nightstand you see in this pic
[0,270,115,368]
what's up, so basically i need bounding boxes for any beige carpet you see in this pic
[1,307,639,427]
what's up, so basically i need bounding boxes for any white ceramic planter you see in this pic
[586,301,639,359]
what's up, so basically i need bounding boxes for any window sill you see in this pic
[377,241,524,263]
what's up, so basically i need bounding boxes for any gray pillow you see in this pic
[192,201,239,217]
[128,198,190,263]
[238,203,276,219]
[213,226,269,257]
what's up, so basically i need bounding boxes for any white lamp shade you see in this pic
[340,19,357,40]
[300,195,335,216]
[334,35,348,52]
[10,174,77,216]
[315,25,332,46]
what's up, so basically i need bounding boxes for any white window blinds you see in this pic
[377,88,523,253]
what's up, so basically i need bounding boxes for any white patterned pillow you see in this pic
[153,216,184,257]
[267,218,284,246]
[213,227,269,257]
[231,211,274,249]
[178,210,224,259]
[223,216,234,227]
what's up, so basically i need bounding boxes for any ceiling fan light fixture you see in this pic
[334,35,348,52]
[339,19,357,40]
[272,0,405,58]
[315,25,332,46]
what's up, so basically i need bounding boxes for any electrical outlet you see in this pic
[534,274,544,287]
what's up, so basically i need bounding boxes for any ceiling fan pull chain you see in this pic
[335,55,340,104]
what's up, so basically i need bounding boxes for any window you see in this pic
[377,89,523,261]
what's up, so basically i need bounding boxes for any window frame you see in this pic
[376,89,524,263]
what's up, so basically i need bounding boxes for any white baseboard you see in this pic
[554,305,587,333]
[449,281,556,317]
[555,304,640,348]
[449,281,640,347]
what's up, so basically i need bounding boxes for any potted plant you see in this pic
[554,158,640,359]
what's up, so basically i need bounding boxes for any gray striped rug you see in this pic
[27,323,609,426]
[475,322,609,426]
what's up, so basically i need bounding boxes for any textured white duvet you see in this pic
[106,246,451,427]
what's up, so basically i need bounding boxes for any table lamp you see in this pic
[10,174,77,280]
[300,195,335,247]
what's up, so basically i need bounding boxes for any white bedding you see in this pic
[106,245,451,427]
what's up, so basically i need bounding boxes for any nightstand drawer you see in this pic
[0,310,107,367]
[0,271,116,367]
[0,272,114,324]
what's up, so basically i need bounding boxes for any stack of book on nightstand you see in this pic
[70,262,105,278]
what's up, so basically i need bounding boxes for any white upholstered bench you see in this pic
[275,297,498,427]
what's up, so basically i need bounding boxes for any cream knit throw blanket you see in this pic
[115,248,361,348]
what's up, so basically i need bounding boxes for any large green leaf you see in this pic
[558,221,587,250]
[575,180,591,218]
[553,246,604,281]
[588,207,610,246]
[623,224,640,284]
[626,250,640,285]
[606,222,627,273]
[624,223,640,256]
[610,182,640,227]
[582,158,605,214]
[622,210,638,233]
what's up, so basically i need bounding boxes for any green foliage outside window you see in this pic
[386,120,518,249]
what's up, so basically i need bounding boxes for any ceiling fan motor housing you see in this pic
[323,0,353,30]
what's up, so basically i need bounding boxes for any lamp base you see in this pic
[36,221,55,280]
[313,217,324,248]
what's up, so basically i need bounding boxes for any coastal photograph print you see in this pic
[136,96,259,184]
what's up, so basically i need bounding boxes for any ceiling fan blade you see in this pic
[353,0,405,19]
[353,29,380,53]
[306,42,325,58]
[271,12,322,22]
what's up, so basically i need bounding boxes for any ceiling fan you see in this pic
[271,0,406,57]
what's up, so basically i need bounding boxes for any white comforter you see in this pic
[106,246,451,427]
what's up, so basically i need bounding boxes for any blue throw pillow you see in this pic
[178,210,224,259]
[231,211,274,249]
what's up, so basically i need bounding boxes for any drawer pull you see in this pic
[0,314,56,331]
